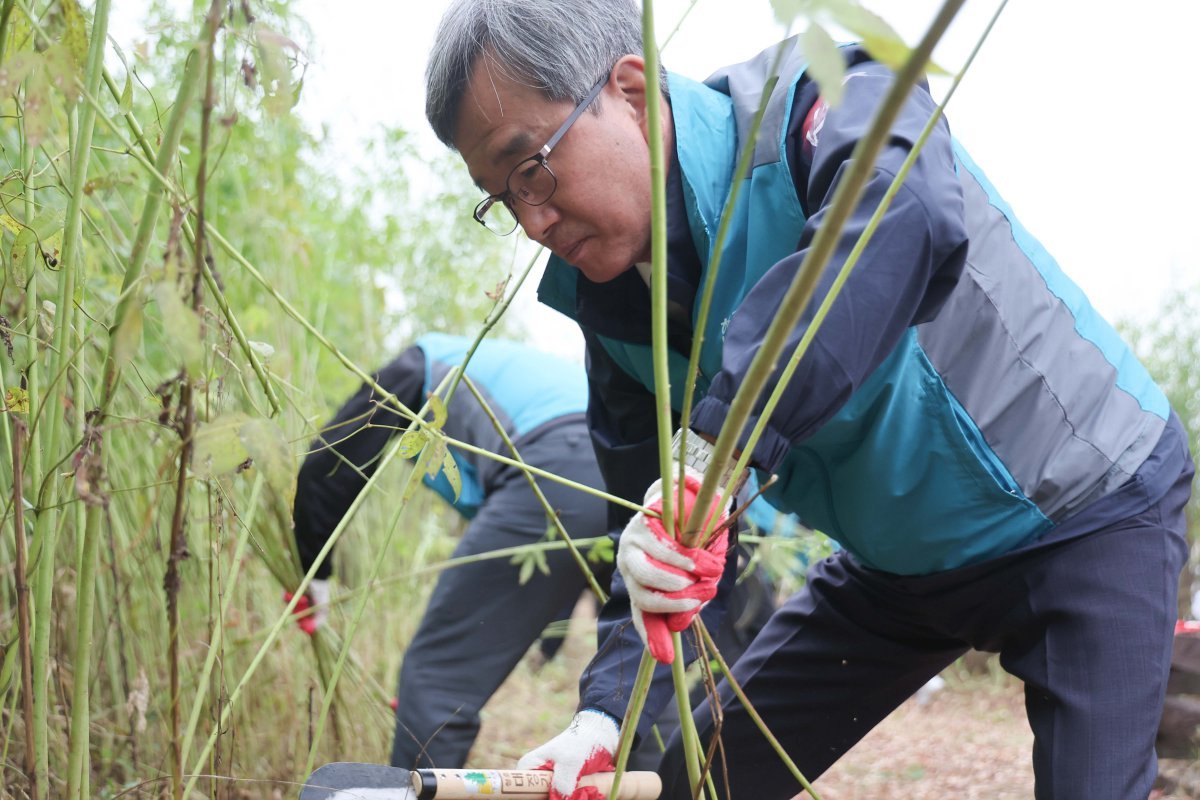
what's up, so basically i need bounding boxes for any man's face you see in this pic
[452,55,656,284]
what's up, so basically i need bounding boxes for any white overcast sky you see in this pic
[110,1,1200,354]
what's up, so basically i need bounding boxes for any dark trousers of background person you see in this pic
[659,432,1193,800]
[390,421,606,769]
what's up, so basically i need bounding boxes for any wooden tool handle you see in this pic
[412,768,662,800]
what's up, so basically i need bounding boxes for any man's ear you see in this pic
[611,55,650,136]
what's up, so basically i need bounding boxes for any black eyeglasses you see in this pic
[472,74,609,236]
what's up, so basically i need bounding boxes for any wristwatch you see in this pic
[670,428,746,497]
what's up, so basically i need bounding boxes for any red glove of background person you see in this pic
[284,578,330,635]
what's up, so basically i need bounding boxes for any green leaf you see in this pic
[802,24,845,106]
[0,53,37,95]
[398,430,427,458]
[0,641,17,696]
[441,451,461,501]
[518,554,535,585]
[0,214,22,235]
[770,0,811,28]
[43,43,82,107]
[834,4,912,71]
[425,440,447,479]
[193,413,252,479]
[588,536,615,565]
[428,394,447,428]
[248,340,275,360]
[254,24,300,118]
[11,226,37,268]
[22,61,51,149]
[112,298,143,370]
[239,417,296,508]
[4,386,30,414]
[119,71,133,113]
[152,283,205,375]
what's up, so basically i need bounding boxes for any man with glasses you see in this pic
[425,1,1193,799]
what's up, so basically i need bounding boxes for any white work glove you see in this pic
[517,709,620,800]
[285,577,330,635]
[616,464,731,664]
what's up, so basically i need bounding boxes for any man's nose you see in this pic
[518,201,561,243]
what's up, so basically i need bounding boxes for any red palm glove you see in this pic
[616,468,729,664]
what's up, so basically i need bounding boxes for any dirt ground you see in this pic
[473,610,1198,799]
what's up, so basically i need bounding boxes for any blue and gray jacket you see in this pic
[293,333,588,578]
[538,42,1189,725]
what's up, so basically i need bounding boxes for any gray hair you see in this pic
[425,0,669,148]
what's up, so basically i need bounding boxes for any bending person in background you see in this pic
[290,333,606,769]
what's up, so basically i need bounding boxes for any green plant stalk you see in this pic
[687,0,968,545]
[10,419,38,800]
[698,620,820,798]
[711,0,1004,527]
[24,0,111,791]
[236,536,609,642]
[301,444,435,780]
[18,71,47,800]
[608,650,657,800]
[444,435,648,516]
[64,502,102,800]
[0,0,16,64]
[658,0,699,51]
[642,0,675,536]
[462,375,608,601]
[62,0,116,781]
[671,631,706,800]
[178,475,261,768]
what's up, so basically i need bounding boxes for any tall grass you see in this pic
[0,1,563,796]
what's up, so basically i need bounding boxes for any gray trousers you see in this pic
[390,422,606,769]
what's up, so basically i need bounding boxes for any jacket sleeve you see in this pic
[690,61,970,472]
[292,346,427,578]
